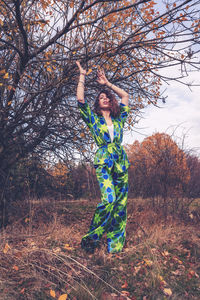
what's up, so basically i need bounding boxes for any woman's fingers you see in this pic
[76,61,87,74]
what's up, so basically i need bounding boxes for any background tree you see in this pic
[127,132,191,216]
[48,161,98,199]
[185,154,200,200]
[0,0,200,224]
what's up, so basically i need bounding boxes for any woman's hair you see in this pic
[94,89,120,118]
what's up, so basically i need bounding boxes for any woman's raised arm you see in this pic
[76,61,86,103]
[97,69,129,106]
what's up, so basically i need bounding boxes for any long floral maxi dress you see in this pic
[78,100,130,253]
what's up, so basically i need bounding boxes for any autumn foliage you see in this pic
[126,133,195,215]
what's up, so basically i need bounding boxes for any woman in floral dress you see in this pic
[76,61,130,254]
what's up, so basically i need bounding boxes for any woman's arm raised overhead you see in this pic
[76,61,86,104]
[97,68,129,106]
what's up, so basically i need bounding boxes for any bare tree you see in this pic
[0,0,200,216]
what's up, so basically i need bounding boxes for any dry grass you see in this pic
[0,197,199,300]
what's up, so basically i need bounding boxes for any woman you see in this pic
[76,61,130,254]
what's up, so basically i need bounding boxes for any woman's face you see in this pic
[98,93,111,109]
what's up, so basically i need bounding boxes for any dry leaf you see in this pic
[53,247,61,253]
[134,265,141,274]
[163,288,172,296]
[13,265,19,271]
[58,294,68,300]
[3,243,10,254]
[171,269,182,276]
[158,275,167,286]
[187,270,199,279]
[121,280,128,289]
[20,288,25,294]
[64,244,73,251]
[50,289,56,298]
[162,250,169,257]
[144,259,153,267]
[173,257,183,264]
[121,290,130,296]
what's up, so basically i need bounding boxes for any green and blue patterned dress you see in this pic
[78,100,130,253]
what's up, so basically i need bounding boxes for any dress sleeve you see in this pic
[78,100,97,128]
[119,103,131,127]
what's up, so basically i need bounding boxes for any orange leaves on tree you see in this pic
[86,69,92,75]
[80,132,85,138]
[49,162,69,187]
[3,73,9,79]
[40,0,50,11]
[178,13,188,22]
[127,133,190,198]
[47,66,52,72]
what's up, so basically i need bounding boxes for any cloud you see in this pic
[124,72,200,156]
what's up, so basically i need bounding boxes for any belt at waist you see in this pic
[98,143,122,154]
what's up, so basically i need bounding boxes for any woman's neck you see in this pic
[101,109,111,119]
[101,109,113,126]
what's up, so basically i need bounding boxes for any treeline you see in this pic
[126,133,200,217]
[1,133,200,227]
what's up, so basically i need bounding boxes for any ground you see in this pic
[0,197,199,300]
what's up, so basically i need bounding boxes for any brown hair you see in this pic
[94,89,120,118]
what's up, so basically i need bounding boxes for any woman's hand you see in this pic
[76,61,86,75]
[97,68,109,85]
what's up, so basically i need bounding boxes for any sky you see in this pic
[124,70,200,157]
[123,1,200,157]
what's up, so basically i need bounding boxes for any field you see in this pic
[0,197,199,300]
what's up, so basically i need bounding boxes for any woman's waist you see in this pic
[98,142,121,149]
[97,142,124,155]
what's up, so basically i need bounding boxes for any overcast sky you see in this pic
[124,71,200,157]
